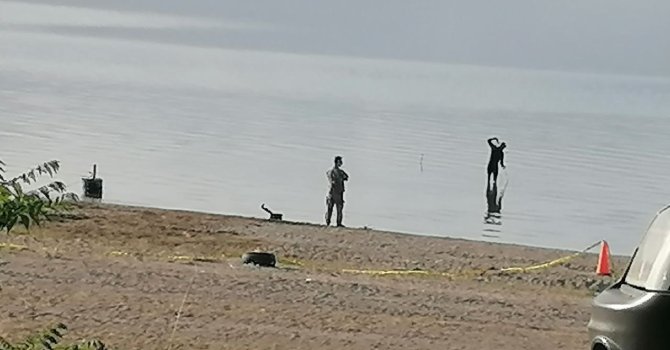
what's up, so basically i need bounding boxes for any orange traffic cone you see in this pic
[596,240,612,276]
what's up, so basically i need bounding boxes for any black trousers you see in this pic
[325,192,344,226]
[487,163,499,184]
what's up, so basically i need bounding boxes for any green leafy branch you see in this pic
[0,160,78,233]
[0,323,109,350]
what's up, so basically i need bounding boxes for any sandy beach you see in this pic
[0,203,625,349]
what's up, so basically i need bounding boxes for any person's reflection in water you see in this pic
[484,181,503,225]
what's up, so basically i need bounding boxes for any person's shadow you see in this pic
[484,181,503,225]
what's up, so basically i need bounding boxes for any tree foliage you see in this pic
[0,160,78,233]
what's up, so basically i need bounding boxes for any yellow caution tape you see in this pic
[278,257,305,267]
[166,255,223,263]
[107,249,309,268]
[108,251,132,257]
[0,243,29,251]
[342,240,603,279]
[103,240,605,281]
[341,268,488,279]
[499,240,602,274]
[498,252,581,274]
[342,269,431,276]
[108,250,223,263]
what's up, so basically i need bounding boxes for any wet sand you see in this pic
[0,203,625,349]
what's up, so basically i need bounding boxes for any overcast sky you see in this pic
[7,0,670,77]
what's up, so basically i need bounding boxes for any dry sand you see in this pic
[0,203,626,349]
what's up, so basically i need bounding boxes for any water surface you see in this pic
[1,0,669,254]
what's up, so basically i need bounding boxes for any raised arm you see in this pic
[487,137,498,148]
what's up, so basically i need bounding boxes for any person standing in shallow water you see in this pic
[325,156,349,227]
[487,137,506,185]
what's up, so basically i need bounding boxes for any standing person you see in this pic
[487,137,506,185]
[325,156,349,227]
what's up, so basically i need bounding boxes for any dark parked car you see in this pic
[588,205,670,350]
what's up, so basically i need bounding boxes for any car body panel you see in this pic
[588,283,670,350]
[588,205,670,350]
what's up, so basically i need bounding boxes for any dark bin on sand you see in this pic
[82,164,103,199]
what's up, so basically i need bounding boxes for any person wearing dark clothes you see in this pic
[487,137,506,185]
[325,156,349,227]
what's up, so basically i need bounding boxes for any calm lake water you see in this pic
[1,0,669,254]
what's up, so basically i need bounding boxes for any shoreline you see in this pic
[93,201,630,259]
[0,202,627,349]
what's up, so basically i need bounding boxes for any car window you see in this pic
[625,207,670,291]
